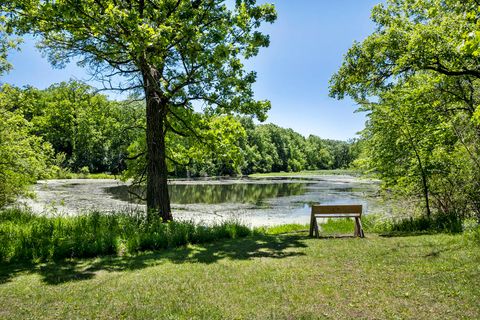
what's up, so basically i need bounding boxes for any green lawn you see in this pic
[1,232,479,319]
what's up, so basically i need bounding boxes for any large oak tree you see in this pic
[2,0,276,221]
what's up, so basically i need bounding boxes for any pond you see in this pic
[23,175,384,226]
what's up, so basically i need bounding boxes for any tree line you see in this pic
[165,116,359,178]
[0,80,358,208]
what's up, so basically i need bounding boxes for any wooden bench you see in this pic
[309,204,365,238]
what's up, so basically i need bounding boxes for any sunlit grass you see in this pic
[0,231,478,319]
[0,208,250,263]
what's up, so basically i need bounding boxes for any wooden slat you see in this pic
[314,213,360,218]
[311,204,362,215]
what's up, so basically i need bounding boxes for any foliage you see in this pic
[386,214,463,234]
[122,114,248,184]
[168,115,248,177]
[0,85,53,208]
[248,169,361,178]
[30,81,143,173]
[235,118,358,176]
[305,135,333,170]
[464,223,480,246]
[0,208,251,263]
[330,0,480,221]
[0,81,144,175]
[0,11,21,75]
[330,0,480,101]
[124,115,360,180]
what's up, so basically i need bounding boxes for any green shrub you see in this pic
[384,213,463,234]
[79,166,90,178]
[463,219,480,245]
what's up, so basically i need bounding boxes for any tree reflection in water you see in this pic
[106,182,307,205]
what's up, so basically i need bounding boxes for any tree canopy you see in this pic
[331,0,480,220]
[0,85,53,207]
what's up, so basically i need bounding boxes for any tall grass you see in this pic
[1,208,475,264]
[255,213,469,237]
[0,208,250,263]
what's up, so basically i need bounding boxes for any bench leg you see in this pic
[358,217,365,238]
[354,217,365,238]
[354,217,359,237]
[314,217,320,238]
[309,213,314,237]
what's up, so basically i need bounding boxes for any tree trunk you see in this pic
[413,150,431,218]
[143,70,172,222]
[419,168,431,218]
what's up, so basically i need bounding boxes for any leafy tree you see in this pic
[4,0,276,221]
[36,81,143,173]
[322,139,354,169]
[305,135,332,170]
[6,81,144,174]
[0,12,21,75]
[285,128,307,172]
[249,124,279,173]
[330,0,480,220]
[123,113,246,184]
[330,0,480,101]
[0,85,53,207]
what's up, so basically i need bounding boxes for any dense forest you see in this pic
[0,80,358,207]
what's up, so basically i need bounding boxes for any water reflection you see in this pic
[106,182,308,205]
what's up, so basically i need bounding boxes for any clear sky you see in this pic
[0,1,382,140]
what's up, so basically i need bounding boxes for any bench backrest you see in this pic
[311,204,362,216]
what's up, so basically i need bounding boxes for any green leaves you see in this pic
[0,11,21,75]
[4,0,276,117]
[0,85,53,207]
[330,0,480,102]
[331,0,480,219]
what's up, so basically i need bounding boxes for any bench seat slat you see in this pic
[311,204,362,215]
[314,213,361,218]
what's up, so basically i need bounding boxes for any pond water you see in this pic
[23,175,384,226]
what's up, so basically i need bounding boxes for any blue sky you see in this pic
[0,1,381,140]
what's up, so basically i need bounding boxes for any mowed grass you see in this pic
[1,232,479,319]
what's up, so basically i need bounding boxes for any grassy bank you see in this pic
[249,169,361,178]
[1,208,470,264]
[1,231,479,319]
[50,172,117,179]
[0,209,250,263]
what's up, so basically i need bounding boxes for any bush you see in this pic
[385,213,463,234]
[0,209,252,263]
[463,219,480,245]
[79,166,90,177]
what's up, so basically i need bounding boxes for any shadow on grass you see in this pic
[378,231,438,237]
[315,234,360,239]
[0,234,308,285]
